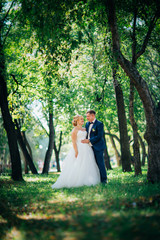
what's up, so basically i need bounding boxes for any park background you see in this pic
[0,0,160,239]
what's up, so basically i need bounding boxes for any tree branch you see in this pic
[58,131,62,153]
[131,4,137,65]
[105,132,120,143]
[135,13,158,61]
[1,0,16,22]
[10,74,19,95]
[41,102,49,124]
[32,113,49,136]
[3,13,18,45]
[106,0,155,126]
[53,140,57,153]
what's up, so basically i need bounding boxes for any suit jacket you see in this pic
[85,119,105,151]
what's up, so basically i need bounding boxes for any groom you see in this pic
[81,110,107,184]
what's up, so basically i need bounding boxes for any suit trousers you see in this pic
[92,149,107,183]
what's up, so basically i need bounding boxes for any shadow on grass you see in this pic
[0,170,160,240]
[0,202,160,240]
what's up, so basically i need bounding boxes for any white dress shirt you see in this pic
[88,118,96,146]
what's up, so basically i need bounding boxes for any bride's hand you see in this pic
[75,150,78,158]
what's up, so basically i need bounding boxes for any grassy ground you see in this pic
[0,167,160,240]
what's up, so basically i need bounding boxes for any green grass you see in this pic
[0,167,160,240]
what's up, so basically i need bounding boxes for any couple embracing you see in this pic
[52,110,107,189]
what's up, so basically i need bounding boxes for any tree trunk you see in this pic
[112,68,132,172]
[15,120,38,174]
[146,103,160,182]
[129,81,142,175]
[21,131,32,173]
[24,157,29,174]
[108,131,122,166]
[129,6,141,175]
[22,131,33,159]
[137,133,147,166]
[106,0,160,182]
[53,131,62,172]
[103,133,112,170]
[0,34,23,181]
[42,112,54,174]
[55,151,61,172]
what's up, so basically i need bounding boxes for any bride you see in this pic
[52,115,100,189]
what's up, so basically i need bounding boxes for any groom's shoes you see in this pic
[101,179,108,185]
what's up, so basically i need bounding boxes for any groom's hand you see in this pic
[81,139,89,144]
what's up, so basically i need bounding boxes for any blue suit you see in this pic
[86,120,107,183]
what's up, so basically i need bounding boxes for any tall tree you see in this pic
[0,1,23,180]
[129,3,142,175]
[21,131,33,173]
[103,133,112,170]
[112,66,132,172]
[53,131,62,172]
[138,133,147,166]
[106,130,121,166]
[42,106,54,174]
[129,81,142,175]
[106,0,160,182]
[15,120,38,174]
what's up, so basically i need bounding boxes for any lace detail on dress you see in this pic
[77,130,87,142]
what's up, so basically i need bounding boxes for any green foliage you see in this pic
[1,0,160,174]
[0,167,160,240]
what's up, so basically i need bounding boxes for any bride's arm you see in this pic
[71,129,78,158]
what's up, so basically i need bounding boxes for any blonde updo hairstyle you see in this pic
[72,115,82,127]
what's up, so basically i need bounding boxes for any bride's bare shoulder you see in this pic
[71,127,78,135]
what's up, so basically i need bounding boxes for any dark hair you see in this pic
[86,110,96,115]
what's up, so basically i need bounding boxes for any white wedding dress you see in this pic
[52,130,100,189]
